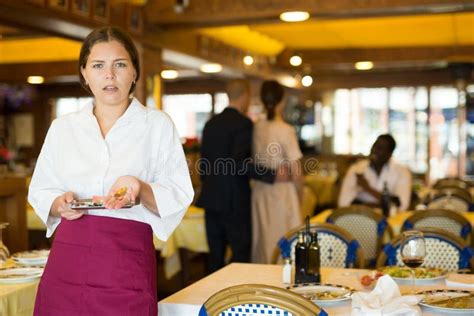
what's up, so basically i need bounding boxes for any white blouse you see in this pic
[28,98,194,241]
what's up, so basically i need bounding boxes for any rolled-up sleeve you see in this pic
[147,114,194,241]
[28,121,63,237]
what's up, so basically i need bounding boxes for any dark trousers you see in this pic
[205,208,251,273]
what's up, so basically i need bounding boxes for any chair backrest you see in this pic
[199,283,327,316]
[326,205,389,266]
[272,222,365,268]
[426,187,471,212]
[434,178,468,190]
[376,227,474,272]
[402,209,472,245]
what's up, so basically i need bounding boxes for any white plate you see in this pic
[12,250,49,265]
[381,267,447,284]
[288,283,353,304]
[419,289,474,314]
[0,267,43,284]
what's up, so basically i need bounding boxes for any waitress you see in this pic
[28,26,193,315]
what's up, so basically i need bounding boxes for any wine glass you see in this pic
[0,222,10,266]
[400,230,426,294]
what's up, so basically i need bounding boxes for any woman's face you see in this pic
[81,40,136,107]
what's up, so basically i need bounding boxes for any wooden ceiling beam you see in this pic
[277,46,474,69]
[146,0,474,29]
[0,61,78,83]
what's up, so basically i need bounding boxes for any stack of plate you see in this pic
[12,249,50,266]
[0,267,43,284]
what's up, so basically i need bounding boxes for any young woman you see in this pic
[28,27,193,315]
[251,80,303,264]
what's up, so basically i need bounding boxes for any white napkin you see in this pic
[351,275,423,316]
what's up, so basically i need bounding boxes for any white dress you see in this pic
[251,119,303,263]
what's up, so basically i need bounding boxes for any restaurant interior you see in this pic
[0,0,473,315]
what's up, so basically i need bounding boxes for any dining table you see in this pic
[158,262,473,316]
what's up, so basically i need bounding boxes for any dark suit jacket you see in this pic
[196,107,275,212]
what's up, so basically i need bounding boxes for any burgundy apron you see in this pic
[34,215,157,316]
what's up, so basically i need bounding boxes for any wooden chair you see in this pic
[426,187,472,212]
[198,283,327,316]
[272,222,365,268]
[326,205,391,267]
[402,209,472,245]
[376,227,474,272]
[433,178,468,190]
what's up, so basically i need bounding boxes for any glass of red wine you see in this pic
[400,230,426,294]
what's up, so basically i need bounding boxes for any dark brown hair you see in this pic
[78,26,140,95]
[260,80,284,120]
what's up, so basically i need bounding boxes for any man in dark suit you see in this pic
[197,79,284,272]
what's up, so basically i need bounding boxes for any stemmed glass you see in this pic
[0,222,10,266]
[400,230,426,294]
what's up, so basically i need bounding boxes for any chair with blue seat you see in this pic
[271,222,365,268]
[376,227,474,272]
[198,283,327,316]
[326,205,391,267]
[402,209,472,246]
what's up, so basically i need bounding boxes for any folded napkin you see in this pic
[351,275,423,316]
[446,274,474,289]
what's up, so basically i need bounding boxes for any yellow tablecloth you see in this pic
[304,174,337,207]
[0,280,38,316]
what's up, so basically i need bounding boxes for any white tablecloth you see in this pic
[158,263,472,316]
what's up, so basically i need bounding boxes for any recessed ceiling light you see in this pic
[200,63,222,73]
[355,61,374,70]
[27,76,44,84]
[161,70,179,79]
[280,11,310,22]
[290,55,302,67]
[301,75,313,87]
[243,55,254,66]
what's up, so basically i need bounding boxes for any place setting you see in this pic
[288,283,354,306]
[0,266,43,284]
[355,230,473,315]
[12,249,50,266]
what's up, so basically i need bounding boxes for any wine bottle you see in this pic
[381,181,391,217]
[294,231,307,284]
[307,231,321,283]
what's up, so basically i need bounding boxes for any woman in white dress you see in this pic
[251,80,304,263]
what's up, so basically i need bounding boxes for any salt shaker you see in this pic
[282,257,292,285]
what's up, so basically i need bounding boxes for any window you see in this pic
[53,97,93,119]
[162,94,212,140]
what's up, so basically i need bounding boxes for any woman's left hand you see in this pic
[104,176,141,209]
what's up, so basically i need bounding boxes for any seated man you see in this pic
[338,134,412,214]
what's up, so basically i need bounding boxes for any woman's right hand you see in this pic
[51,192,85,220]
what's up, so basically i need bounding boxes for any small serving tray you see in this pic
[69,199,135,210]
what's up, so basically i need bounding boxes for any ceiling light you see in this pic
[355,61,374,70]
[243,55,254,66]
[27,76,44,84]
[290,55,302,67]
[200,63,222,73]
[161,70,179,79]
[280,11,310,22]
[301,75,313,87]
